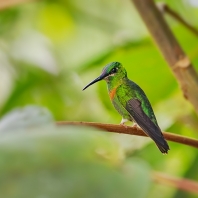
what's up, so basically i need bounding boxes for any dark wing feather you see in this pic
[126,99,169,154]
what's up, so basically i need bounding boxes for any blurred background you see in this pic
[0,0,198,197]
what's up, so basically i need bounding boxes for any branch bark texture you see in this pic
[57,121,198,149]
[132,0,198,113]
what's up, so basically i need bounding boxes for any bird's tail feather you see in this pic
[155,138,170,154]
[126,99,170,154]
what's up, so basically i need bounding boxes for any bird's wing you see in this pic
[125,98,169,153]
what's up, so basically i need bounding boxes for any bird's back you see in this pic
[115,78,158,126]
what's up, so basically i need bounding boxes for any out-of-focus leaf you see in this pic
[0,65,65,119]
[0,105,53,132]
[11,31,58,74]
[36,3,75,42]
[0,126,151,198]
[0,8,20,35]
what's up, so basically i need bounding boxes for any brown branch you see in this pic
[157,3,198,37]
[131,0,198,114]
[153,171,198,194]
[56,121,198,149]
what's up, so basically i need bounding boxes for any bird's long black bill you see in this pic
[82,73,107,90]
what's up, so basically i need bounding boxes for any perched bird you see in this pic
[83,62,170,154]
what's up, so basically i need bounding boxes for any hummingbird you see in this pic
[83,62,170,154]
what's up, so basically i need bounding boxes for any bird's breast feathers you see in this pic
[109,87,117,100]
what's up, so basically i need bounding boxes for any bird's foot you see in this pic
[132,123,139,128]
[120,118,128,128]
[120,123,127,128]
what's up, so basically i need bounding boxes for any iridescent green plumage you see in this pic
[83,62,170,154]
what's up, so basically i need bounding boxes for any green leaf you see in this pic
[0,105,54,132]
[0,125,151,198]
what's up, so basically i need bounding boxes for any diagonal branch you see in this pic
[131,0,198,114]
[157,3,198,37]
[56,121,198,149]
[153,171,198,194]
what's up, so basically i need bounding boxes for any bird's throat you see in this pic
[106,76,127,100]
[109,86,118,100]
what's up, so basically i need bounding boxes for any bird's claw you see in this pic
[132,123,139,128]
[120,123,127,128]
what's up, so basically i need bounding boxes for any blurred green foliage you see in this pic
[0,107,151,198]
[0,0,198,197]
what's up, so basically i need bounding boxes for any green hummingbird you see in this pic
[83,62,170,154]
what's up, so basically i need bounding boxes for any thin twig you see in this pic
[153,171,198,194]
[157,3,198,37]
[131,0,198,114]
[56,121,198,149]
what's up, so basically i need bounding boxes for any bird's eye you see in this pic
[111,67,118,74]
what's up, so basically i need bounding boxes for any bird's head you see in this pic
[83,62,127,90]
